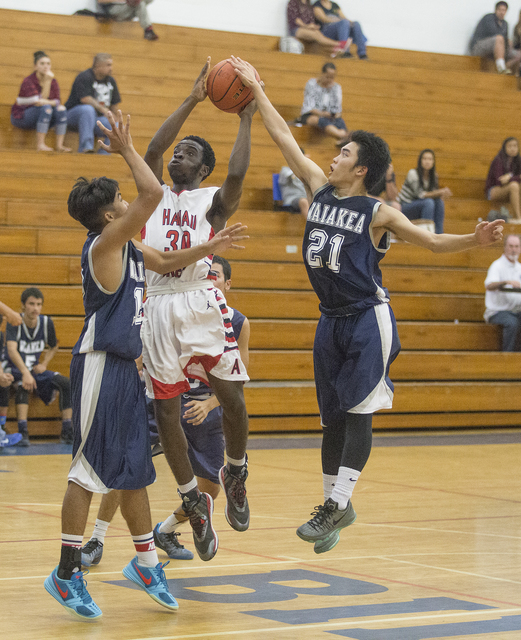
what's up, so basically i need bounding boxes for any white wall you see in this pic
[0,0,515,55]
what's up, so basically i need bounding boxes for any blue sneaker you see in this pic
[122,556,178,611]
[0,432,22,448]
[153,523,193,560]
[44,567,102,620]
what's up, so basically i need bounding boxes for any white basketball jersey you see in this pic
[141,184,220,288]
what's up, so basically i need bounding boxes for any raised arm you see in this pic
[374,203,504,253]
[134,223,248,274]
[231,56,327,197]
[144,57,211,182]
[206,100,255,231]
[0,301,22,326]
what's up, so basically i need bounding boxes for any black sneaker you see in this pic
[144,27,159,40]
[342,51,354,58]
[153,523,193,560]
[219,465,250,531]
[60,425,74,445]
[17,427,30,447]
[181,492,218,561]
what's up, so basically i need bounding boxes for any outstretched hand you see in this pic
[230,55,259,88]
[474,219,504,246]
[191,56,211,102]
[209,223,249,253]
[97,110,133,154]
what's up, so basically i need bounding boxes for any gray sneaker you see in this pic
[182,492,218,562]
[81,538,103,566]
[153,523,193,560]
[297,499,357,544]
[314,531,340,554]
[219,465,250,532]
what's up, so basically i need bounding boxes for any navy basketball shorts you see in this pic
[313,303,401,429]
[9,369,58,405]
[181,394,224,484]
[68,352,156,493]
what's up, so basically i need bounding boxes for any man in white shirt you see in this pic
[484,233,521,350]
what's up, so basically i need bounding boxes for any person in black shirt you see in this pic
[65,53,121,152]
[470,1,521,73]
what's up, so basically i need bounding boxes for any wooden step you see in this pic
[243,381,521,416]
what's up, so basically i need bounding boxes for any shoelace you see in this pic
[188,508,207,537]
[164,531,184,548]
[229,474,246,507]
[71,570,91,601]
[82,540,100,554]
[308,502,335,528]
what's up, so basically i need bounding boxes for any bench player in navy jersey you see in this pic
[231,56,504,554]
[44,110,247,620]
[0,300,22,448]
[81,255,250,565]
[140,57,254,563]
[1,288,73,446]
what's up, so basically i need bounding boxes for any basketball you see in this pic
[206,60,260,114]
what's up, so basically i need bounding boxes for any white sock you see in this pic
[178,477,198,494]
[323,473,337,500]
[132,532,158,567]
[496,57,506,71]
[159,513,184,534]
[92,518,110,544]
[227,455,246,468]
[330,467,361,510]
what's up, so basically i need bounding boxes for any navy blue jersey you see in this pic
[5,315,57,374]
[186,306,246,398]
[303,185,390,316]
[73,233,145,360]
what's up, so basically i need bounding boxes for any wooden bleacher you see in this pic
[0,8,520,437]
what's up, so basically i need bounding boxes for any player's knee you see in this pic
[509,181,519,192]
[15,386,29,405]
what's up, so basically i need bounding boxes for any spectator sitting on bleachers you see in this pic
[10,51,71,153]
[298,63,347,143]
[397,149,451,234]
[0,288,73,447]
[287,0,344,57]
[65,53,121,153]
[486,137,521,223]
[97,1,159,40]
[0,301,22,449]
[313,0,368,59]
[470,1,521,74]
[279,148,310,219]
[368,163,401,211]
[484,234,521,351]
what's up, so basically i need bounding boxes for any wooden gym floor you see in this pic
[1,431,521,639]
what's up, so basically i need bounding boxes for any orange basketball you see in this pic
[206,60,260,114]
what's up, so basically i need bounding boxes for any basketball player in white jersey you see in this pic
[141,58,254,561]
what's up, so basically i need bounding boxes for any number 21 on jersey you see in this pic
[306,229,344,273]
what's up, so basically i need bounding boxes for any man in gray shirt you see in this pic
[470,1,521,73]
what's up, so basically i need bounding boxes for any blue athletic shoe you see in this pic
[122,556,178,611]
[44,567,102,620]
[0,432,22,448]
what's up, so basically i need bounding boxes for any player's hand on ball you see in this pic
[97,110,133,154]
[192,56,211,102]
[239,95,258,118]
[210,223,248,252]
[474,219,504,245]
[230,56,258,88]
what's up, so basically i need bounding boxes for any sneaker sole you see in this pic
[122,564,179,611]
[296,505,357,543]
[314,532,340,554]
[44,574,102,621]
[218,467,250,532]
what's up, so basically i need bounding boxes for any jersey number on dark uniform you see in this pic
[306,229,344,273]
